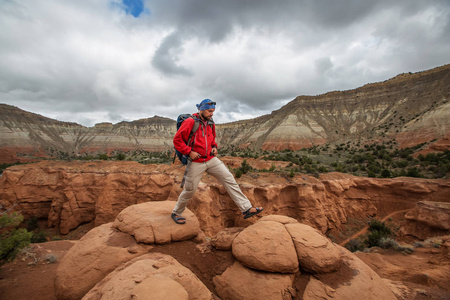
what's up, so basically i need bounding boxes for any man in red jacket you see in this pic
[171,99,263,224]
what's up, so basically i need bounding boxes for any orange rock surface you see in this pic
[1,160,449,237]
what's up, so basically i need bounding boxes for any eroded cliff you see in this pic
[1,160,448,237]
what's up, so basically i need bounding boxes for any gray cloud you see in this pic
[0,0,449,126]
[151,32,193,76]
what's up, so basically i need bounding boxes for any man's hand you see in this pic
[211,148,218,156]
[189,151,200,160]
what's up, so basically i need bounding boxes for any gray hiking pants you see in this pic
[172,157,252,215]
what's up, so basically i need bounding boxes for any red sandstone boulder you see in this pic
[210,227,244,250]
[112,201,200,244]
[213,261,295,300]
[216,216,396,300]
[55,202,201,300]
[303,246,397,300]
[232,220,299,273]
[54,223,148,300]
[285,223,340,273]
[83,253,212,300]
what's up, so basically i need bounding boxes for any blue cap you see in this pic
[196,99,216,111]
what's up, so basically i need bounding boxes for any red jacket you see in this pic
[173,113,217,163]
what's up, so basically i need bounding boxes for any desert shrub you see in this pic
[44,253,58,263]
[378,238,399,249]
[368,219,392,235]
[31,231,48,243]
[0,212,32,266]
[238,159,252,174]
[115,153,126,160]
[381,169,391,178]
[366,231,386,247]
[318,166,328,173]
[365,220,393,248]
[235,169,243,178]
[97,153,109,160]
[345,239,365,252]
[406,167,421,178]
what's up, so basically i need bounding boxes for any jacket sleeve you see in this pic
[173,118,195,155]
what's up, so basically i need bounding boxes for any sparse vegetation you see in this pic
[219,142,449,179]
[0,212,32,266]
[25,138,450,180]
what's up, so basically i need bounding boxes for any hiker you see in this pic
[171,99,263,224]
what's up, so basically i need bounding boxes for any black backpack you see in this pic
[173,114,214,165]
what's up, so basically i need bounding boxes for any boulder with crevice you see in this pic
[83,253,212,300]
[55,201,201,300]
[232,220,299,273]
[214,215,396,300]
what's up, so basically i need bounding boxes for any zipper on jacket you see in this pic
[203,121,208,160]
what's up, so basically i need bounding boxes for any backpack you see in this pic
[173,114,214,165]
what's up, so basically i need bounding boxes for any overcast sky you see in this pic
[1,0,449,126]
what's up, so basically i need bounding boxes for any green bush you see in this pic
[97,153,109,160]
[368,219,392,236]
[237,159,252,175]
[345,239,365,252]
[115,153,126,160]
[235,169,243,178]
[366,231,386,247]
[365,220,393,248]
[31,231,48,243]
[1,212,32,266]
[381,169,391,178]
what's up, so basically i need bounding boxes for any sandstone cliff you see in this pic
[1,161,448,237]
[1,64,449,163]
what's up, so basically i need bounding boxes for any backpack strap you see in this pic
[187,117,201,148]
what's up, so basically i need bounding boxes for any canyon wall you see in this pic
[1,160,448,237]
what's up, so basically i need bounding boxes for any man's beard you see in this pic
[200,112,211,120]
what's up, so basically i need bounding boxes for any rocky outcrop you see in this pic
[400,201,450,239]
[1,64,449,163]
[404,201,450,230]
[1,161,449,237]
[82,253,212,300]
[55,201,396,300]
[213,215,396,300]
[55,202,210,300]
[54,223,149,300]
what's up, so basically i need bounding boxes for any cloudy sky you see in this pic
[0,0,449,126]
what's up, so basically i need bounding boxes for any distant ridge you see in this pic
[0,64,449,163]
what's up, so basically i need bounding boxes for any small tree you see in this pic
[365,219,392,248]
[1,212,32,266]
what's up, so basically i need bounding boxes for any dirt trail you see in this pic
[339,209,412,246]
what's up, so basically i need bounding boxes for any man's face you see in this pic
[200,108,215,120]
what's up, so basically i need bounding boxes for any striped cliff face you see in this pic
[216,64,450,151]
[1,64,449,163]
